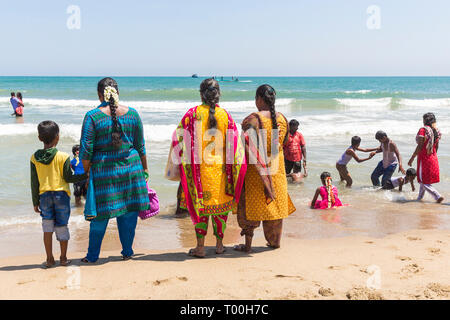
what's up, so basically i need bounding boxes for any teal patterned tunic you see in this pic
[80,107,149,220]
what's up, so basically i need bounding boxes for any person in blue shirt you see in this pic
[70,145,87,205]
[10,92,19,116]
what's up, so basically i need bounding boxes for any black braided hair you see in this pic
[256,84,277,129]
[97,77,122,149]
[200,78,220,129]
[423,112,438,140]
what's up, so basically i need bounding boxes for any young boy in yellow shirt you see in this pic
[30,121,87,268]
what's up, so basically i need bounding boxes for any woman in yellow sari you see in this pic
[173,78,246,258]
[234,84,296,253]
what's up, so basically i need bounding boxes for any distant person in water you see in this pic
[408,113,444,203]
[9,92,24,116]
[311,172,344,209]
[336,136,376,188]
[70,145,87,206]
[16,92,24,116]
[284,119,307,183]
[383,168,417,192]
[30,121,87,268]
[371,131,405,188]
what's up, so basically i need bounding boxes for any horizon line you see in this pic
[1,75,450,78]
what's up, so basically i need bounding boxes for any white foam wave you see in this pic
[3,113,450,142]
[302,118,450,137]
[0,97,294,112]
[344,90,372,94]
[0,214,86,228]
[335,98,392,108]
[398,98,450,108]
[0,123,178,143]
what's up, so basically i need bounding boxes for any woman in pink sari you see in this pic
[172,78,246,257]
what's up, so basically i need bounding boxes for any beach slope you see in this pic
[0,229,449,300]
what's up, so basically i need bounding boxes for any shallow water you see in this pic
[1,76,449,258]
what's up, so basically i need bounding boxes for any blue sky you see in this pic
[1,0,449,76]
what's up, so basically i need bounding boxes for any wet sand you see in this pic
[0,229,449,300]
[1,182,450,259]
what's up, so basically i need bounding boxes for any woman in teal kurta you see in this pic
[80,77,149,263]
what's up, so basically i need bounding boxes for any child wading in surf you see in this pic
[70,145,87,206]
[383,168,417,192]
[311,172,344,209]
[336,136,376,188]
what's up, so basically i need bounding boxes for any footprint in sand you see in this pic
[153,276,188,286]
[328,265,344,270]
[346,287,384,300]
[400,263,423,279]
[428,248,441,255]
[275,274,304,280]
[17,279,35,285]
[407,236,422,241]
[153,279,170,286]
[423,283,450,299]
[318,287,334,297]
[396,256,412,261]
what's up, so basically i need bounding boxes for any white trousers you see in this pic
[418,183,441,201]
[417,160,441,201]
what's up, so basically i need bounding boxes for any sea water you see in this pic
[1,76,449,257]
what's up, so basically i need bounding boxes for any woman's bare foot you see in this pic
[188,247,205,258]
[60,257,72,266]
[266,243,280,249]
[437,197,444,203]
[43,258,56,269]
[233,244,252,253]
[216,245,227,254]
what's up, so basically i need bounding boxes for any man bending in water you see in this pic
[371,131,406,188]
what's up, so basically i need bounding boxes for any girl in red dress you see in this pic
[408,113,444,203]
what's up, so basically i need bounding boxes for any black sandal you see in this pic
[81,257,95,264]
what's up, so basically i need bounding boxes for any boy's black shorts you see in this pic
[74,180,87,198]
[285,160,302,174]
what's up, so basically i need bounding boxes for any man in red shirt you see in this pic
[284,119,307,179]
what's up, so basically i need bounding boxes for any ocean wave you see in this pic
[335,98,392,108]
[0,97,294,111]
[344,90,372,94]
[3,115,449,142]
[0,123,178,142]
[0,214,86,228]
[335,97,450,110]
[398,98,450,108]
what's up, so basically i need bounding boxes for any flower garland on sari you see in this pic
[325,177,336,209]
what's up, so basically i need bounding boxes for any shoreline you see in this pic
[0,229,449,300]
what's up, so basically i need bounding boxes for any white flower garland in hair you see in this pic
[104,86,119,106]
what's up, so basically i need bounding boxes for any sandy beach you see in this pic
[1,229,449,300]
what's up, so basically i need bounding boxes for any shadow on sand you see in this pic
[0,246,274,272]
